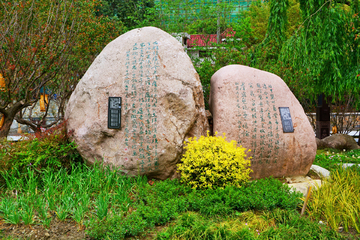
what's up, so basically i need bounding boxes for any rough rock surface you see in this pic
[286,176,322,198]
[318,134,360,150]
[65,27,209,180]
[316,137,327,149]
[341,163,360,168]
[310,165,330,178]
[209,65,317,179]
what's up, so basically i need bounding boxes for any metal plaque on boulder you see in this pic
[108,97,122,129]
[279,107,294,133]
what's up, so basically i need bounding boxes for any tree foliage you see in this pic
[280,0,360,106]
[95,0,156,30]
[0,0,124,138]
[155,0,235,34]
[193,0,301,109]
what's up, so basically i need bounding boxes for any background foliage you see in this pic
[0,0,124,138]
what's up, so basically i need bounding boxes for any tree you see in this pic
[95,0,156,30]
[280,0,360,137]
[155,0,236,34]
[0,0,124,138]
[193,0,301,109]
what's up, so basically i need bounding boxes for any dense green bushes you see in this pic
[0,162,302,239]
[0,124,83,174]
[86,175,302,238]
[157,209,344,240]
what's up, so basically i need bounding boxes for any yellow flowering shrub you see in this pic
[177,132,252,189]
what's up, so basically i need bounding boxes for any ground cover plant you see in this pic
[314,148,360,172]
[156,209,344,240]
[0,162,305,239]
[0,131,357,239]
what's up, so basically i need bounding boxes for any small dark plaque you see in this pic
[279,107,294,133]
[108,97,121,129]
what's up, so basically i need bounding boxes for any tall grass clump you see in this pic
[0,122,82,173]
[307,167,360,233]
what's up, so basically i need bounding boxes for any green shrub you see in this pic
[157,209,344,240]
[177,132,252,189]
[187,178,302,216]
[0,122,82,176]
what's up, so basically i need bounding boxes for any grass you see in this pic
[156,209,344,240]
[314,148,360,171]
[0,161,348,240]
[307,167,360,234]
[1,140,360,239]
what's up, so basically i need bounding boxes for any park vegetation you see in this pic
[0,0,360,239]
[1,0,359,137]
[0,126,359,239]
[0,0,123,138]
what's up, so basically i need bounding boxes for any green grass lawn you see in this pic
[1,146,360,239]
[0,161,357,239]
[314,148,360,171]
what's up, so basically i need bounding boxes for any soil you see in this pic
[1,216,359,240]
[0,218,86,240]
[0,218,169,240]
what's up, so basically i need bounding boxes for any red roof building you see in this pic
[187,28,236,48]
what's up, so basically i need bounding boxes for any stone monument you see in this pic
[65,27,209,180]
[209,65,316,179]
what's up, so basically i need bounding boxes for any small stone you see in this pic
[45,232,50,237]
[310,165,330,178]
[319,134,360,150]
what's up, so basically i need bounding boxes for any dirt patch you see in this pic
[0,218,86,240]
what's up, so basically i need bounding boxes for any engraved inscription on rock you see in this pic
[123,42,160,173]
[66,26,210,180]
[235,82,281,166]
[210,65,317,179]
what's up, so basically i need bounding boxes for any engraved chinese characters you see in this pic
[123,42,160,173]
[65,27,209,180]
[235,82,281,166]
[210,65,316,179]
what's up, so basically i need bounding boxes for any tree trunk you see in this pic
[34,128,42,138]
[0,102,29,139]
[316,94,331,139]
[0,115,13,139]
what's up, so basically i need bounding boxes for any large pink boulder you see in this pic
[210,65,316,179]
[65,27,209,180]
